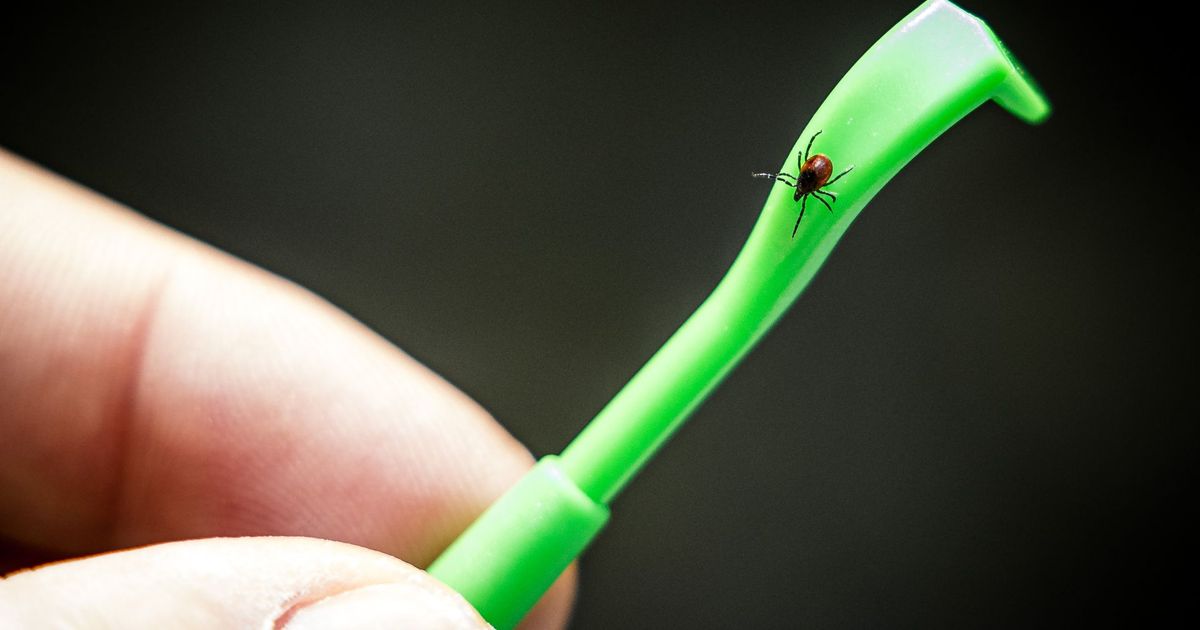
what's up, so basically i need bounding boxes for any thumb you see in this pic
[0,537,489,629]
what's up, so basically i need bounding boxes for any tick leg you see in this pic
[792,194,808,238]
[824,165,854,186]
[813,192,834,214]
[752,172,797,186]
[803,130,823,162]
[813,188,837,202]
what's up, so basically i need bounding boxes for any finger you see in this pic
[0,149,574,628]
[0,148,519,559]
[0,536,488,629]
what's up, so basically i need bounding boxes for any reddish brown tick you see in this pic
[753,130,854,238]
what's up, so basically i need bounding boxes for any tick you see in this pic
[753,130,854,238]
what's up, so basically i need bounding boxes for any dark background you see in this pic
[3,1,1194,627]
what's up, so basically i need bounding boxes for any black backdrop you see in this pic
[3,1,1194,627]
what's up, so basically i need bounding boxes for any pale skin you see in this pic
[0,149,573,629]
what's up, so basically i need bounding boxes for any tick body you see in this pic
[753,130,854,238]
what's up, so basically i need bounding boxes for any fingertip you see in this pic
[282,582,488,630]
[0,537,489,629]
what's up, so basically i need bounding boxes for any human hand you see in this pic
[0,150,572,628]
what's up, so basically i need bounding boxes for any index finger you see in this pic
[0,149,572,628]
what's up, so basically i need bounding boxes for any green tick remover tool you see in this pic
[428,1,1050,626]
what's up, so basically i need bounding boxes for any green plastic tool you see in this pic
[428,1,1050,627]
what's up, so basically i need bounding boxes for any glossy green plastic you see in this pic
[428,2,1049,627]
[426,457,608,630]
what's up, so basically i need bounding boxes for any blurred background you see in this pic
[2,0,1193,626]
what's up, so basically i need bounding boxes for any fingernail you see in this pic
[282,582,488,630]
